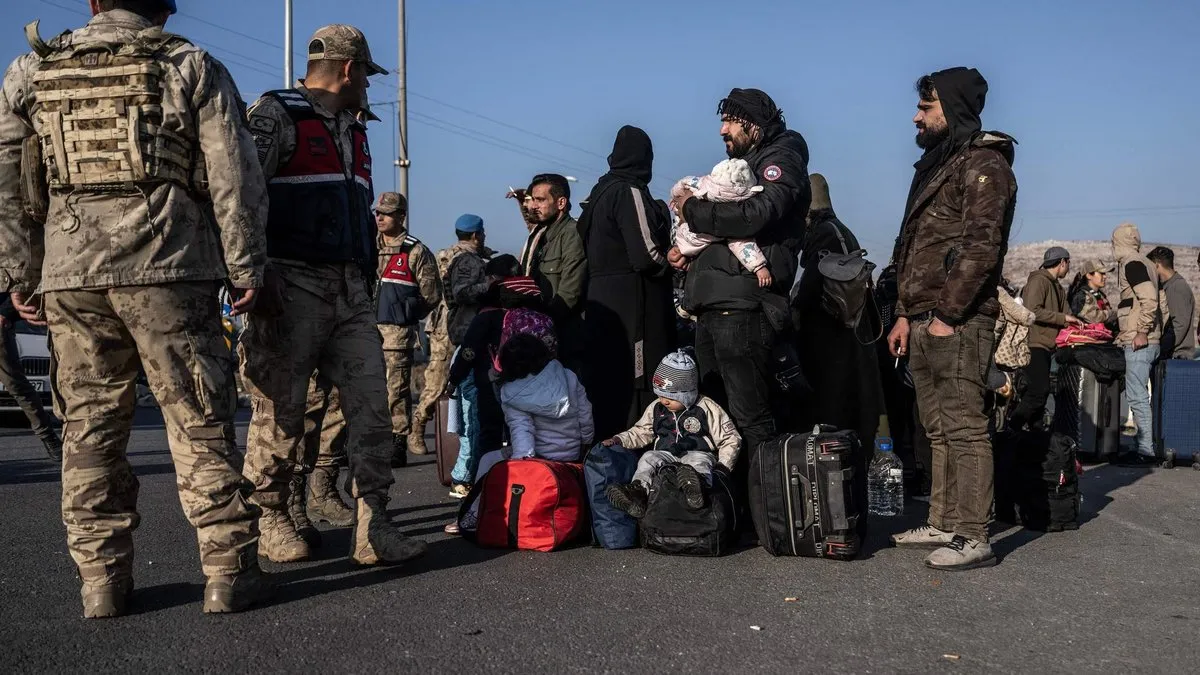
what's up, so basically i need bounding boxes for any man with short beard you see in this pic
[887,68,1017,570]
[520,173,587,370]
[668,88,810,538]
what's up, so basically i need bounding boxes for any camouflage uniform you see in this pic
[0,9,268,615]
[376,209,441,443]
[411,241,488,452]
[239,25,426,566]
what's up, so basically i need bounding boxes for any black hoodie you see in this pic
[906,67,988,216]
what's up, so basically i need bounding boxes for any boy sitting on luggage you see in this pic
[604,351,741,517]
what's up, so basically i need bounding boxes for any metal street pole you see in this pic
[396,0,410,199]
[283,0,293,87]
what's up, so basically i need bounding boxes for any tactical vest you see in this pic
[651,403,713,457]
[264,89,374,265]
[25,22,205,194]
[376,236,423,326]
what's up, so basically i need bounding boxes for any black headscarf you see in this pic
[579,125,654,242]
[906,67,988,213]
[603,125,653,186]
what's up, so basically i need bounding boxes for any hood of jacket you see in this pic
[501,360,573,419]
[1112,222,1141,261]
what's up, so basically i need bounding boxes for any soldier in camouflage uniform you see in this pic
[886,68,1017,571]
[0,0,270,616]
[374,191,442,461]
[287,103,385,541]
[239,25,426,566]
[411,216,493,454]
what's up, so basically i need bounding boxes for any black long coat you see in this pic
[579,126,676,441]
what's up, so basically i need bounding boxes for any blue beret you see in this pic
[455,213,484,233]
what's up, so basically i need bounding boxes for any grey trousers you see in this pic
[0,323,55,438]
[632,449,715,486]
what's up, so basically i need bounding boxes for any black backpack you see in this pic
[640,464,737,557]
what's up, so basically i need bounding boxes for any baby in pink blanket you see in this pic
[671,159,771,287]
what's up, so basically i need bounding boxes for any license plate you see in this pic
[0,380,45,391]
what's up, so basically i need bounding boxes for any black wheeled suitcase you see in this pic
[752,425,862,560]
[1053,363,1122,461]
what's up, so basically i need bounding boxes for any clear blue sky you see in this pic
[4,0,1199,258]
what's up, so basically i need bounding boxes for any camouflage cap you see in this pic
[375,192,407,215]
[308,25,387,76]
[1080,258,1114,275]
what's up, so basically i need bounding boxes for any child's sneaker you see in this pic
[677,465,707,510]
[448,483,470,500]
[606,482,649,519]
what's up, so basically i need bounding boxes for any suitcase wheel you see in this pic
[1162,449,1176,470]
[1192,461,1200,472]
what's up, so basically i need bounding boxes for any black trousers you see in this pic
[1011,347,1053,430]
[694,310,776,533]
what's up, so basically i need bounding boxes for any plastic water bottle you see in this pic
[868,438,905,516]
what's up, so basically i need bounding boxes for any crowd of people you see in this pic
[0,0,1196,620]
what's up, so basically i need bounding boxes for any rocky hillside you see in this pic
[1005,240,1199,335]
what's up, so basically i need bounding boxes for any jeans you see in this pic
[1123,345,1159,457]
[909,315,996,543]
[694,310,776,457]
[1010,347,1053,430]
[451,376,482,484]
[632,449,716,486]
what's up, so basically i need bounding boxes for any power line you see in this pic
[406,110,601,178]
[111,1,608,162]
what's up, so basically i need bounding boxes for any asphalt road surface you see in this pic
[2,409,1196,673]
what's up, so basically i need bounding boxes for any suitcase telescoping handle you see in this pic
[791,465,816,532]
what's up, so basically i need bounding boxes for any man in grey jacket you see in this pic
[1147,246,1196,360]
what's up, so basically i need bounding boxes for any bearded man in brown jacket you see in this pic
[886,67,1017,571]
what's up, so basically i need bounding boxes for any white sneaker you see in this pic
[890,524,954,549]
[924,535,997,571]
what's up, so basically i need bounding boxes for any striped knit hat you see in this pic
[652,350,698,408]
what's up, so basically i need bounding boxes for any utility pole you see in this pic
[283,0,293,87]
[396,0,410,199]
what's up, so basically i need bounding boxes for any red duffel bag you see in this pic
[462,459,587,552]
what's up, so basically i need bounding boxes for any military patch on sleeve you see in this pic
[249,116,277,134]
[721,419,737,435]
[462,347,475,361]
[762,165,782,182]
[254,135,273,162]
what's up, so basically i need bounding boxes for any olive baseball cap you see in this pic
[307,25,388,76]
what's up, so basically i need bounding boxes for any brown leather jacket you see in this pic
[893,132,1017,326]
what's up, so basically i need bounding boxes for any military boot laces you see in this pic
[350,497,428,566]
[306,466,354,527]
[81,578,133,619]
[408,418,430,455]
[203,565,275,614]
[257,506,310,563]
[287,473,321,549]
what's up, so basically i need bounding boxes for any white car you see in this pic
[0,320,53,414]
